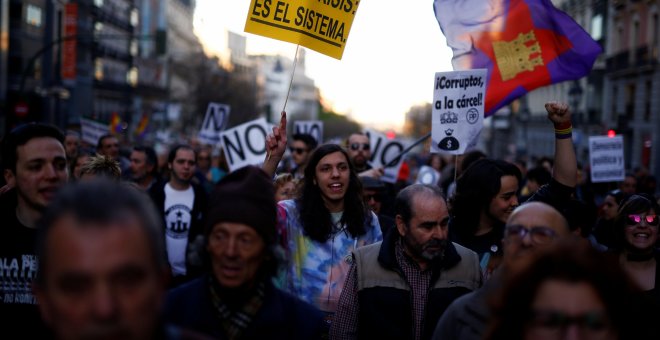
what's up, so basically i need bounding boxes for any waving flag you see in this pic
[109,112,122,133]
[434,0,602,116]
[135,113,149,138]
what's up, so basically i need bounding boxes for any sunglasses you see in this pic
[349,143,370,151]
[626,214,659,227]
[364,194,383,202]
[505,225,557,245]
[289,147,308,155]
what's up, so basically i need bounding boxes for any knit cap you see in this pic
[206,166,277,245]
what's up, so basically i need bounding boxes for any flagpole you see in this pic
[384,132,431,168]
[282,44,300,112]
[267,44,299,162]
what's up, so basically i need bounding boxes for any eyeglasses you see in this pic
[349,143,370,151]
[364,194,383,202]
[505,225,557,244]
[528,310,612,337]
[626,214,659,227]
[289,147,308,155]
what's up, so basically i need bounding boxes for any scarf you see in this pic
[208,275,266,340]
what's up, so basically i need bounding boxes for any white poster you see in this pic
[198,102,230,146]
[80,117,109,146]
[415,165,442,186]
[294,120,323,144]
[589,135,625,183]
[431,69,487,155]
[219,118,270,172]
[365,129,412,184]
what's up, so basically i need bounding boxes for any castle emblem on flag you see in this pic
[492,31,543,81]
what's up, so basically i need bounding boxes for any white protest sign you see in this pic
[589,135,625,183]
[365,129,412,184]
[415,165,442,186]
[294,120,323,144]
[198,103,230,145]
[431,69,487,155]
[80,117,109,146]
[220,118,269,172]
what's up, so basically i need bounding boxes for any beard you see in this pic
[403,234,447,262]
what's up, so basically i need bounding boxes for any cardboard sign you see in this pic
[80,117,110,146]
[198,103,230,146]
[589,135,625,183]
[294,120,323,144]
[220,118,270,172]
[431,69,487,155]
[365,129,412,184]
[415,165,442,186]
[244,0,361,59]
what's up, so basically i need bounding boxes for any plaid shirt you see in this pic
[330,239,432,340]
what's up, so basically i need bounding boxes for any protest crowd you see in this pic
[1,100,659,340]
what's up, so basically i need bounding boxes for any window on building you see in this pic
[644,80,652,122]
[126,67,138,87]
[652,13,659,59]
[591,14,602,41]
[611,86,618,121]
[625,84,636,120]
[26,4,42,27]
[130,8,139,27]
[95,58,104,80]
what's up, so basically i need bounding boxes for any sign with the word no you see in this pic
[220,118,270,172]
[198,103,230,146]
[294,120,323,144]
[365,129,412,184]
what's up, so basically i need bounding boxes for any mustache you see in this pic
[424,239,447,249]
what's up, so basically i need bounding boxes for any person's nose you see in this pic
[91,284,118,321]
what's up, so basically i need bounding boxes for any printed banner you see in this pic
[80,117,109,146]
[244,0,361,59]
[198,103,231,146]
[589,135,625,183]
[431,69,487,155]
[294,120,323,144]
[220,118,270,172]
[365,129,412,184]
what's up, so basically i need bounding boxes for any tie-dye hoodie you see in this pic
[275,199,382,313]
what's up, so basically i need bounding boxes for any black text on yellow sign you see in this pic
[244,0,360,59]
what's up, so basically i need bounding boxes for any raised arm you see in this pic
[262,111,288,178]
[545,101,577,188]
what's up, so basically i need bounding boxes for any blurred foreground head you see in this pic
[35,180,167,340]
[487,238,638,340]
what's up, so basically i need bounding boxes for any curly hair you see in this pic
[297,144,371,242]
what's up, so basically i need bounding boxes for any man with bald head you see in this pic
[432,202,573,340]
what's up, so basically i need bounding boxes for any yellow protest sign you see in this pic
[244,0,360,59]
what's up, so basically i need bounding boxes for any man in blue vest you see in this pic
[331,184,482,340]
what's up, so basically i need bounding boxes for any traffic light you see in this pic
[607,129,616,138]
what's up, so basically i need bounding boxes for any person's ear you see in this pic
[4,169,16,188]
[395,215,407,237]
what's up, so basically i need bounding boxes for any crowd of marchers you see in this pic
[1,101,659,340]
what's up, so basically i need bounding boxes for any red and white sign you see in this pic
[61,3,77,80]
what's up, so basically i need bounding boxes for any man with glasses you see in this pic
[289,133,317,179]
[361,176,395,235]
[432,201,573,340]
[347,133,384,179]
